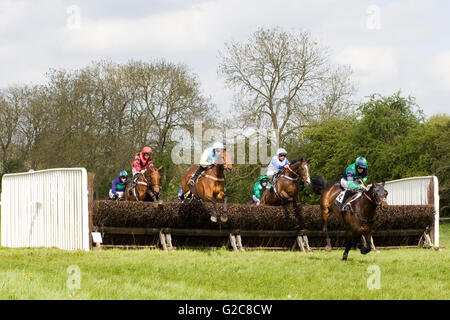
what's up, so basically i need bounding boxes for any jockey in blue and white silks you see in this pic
[266,148,290,181]
[187,142,225,187]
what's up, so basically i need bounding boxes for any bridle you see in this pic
[272,162,309,203]
[134,168,160,201]
[352,182,388,223]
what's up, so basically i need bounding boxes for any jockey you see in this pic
[266,148,290,182]
[187,142,224,187]
[252,174,271,205]
[109,170,128,200]
[335,156,369,210]
[131,146,154,180]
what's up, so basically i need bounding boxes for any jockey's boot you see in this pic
[335,190,350,211]
[187,166,204,187]
[341,190,354,211]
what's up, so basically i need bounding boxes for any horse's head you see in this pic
[216,149,233,172]
[289,158,311,184]
[144,166,162,194]
[369,182,388,213]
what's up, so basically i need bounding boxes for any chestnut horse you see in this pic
[260,158,311,207]
[180,150,233,223]
[312,176,388,260]
[125,166,163,202]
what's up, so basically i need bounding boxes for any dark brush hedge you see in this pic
[93,201,435,231]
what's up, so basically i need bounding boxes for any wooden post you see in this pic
[229,234,238,251]
[88,172,95,250]
[165,233,174,250]
[236,234,244,252]
[159,231,168,251]
[296,236,305,252]
[303,235,312,253]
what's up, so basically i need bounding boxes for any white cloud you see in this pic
[336,46,398,88]
[431,51,450,91]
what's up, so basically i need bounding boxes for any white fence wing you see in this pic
[1,168,90,251]
[382,176,440,246]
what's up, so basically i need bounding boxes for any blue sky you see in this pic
[0,0,449,117]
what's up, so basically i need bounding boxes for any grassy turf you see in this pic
[0,224,449,300]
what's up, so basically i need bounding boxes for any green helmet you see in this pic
[259,174,269,182]
[355,157,367,169]
[119,170,128,177]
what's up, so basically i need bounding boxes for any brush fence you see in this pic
[93,176,439,250]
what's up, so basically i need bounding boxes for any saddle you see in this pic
[336,190,362,211]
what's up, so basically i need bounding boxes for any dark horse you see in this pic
[125,166,163,202]
[312,176,388,260]
[260,158,311,207]
[180,150,233,223]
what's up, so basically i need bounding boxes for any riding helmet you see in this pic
[119,170,128,177]
[277,148,287,156]
[212,142,225,150]
[355,156,367,169]
[142,146,152,154]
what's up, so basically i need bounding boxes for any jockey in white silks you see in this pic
[266,148,290,182]
[187,142,225,187]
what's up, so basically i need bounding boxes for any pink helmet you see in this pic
[142,146,152,154]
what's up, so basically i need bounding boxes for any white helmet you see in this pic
[212,142,224,150]
[277,148,287,156]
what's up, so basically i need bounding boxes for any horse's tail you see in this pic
[311,175,331,194]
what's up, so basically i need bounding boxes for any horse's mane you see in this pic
[290,158,307,165]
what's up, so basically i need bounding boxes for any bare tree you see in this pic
[218,27,355,142]
[126,60,214,151]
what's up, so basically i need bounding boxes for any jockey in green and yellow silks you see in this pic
[335,156,369,210]
[252,175,271,205]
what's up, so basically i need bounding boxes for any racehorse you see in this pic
[180,150,233,223]
[125,166,163,202]
[312,176,388,260]
[260,158,311,207]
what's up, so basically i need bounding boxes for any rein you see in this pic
[272,164,304,203]
[351,188,376,224]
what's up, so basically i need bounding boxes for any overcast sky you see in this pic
[1,0,449,118]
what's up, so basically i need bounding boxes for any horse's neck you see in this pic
[282,163,299,179]
[208,165,224,177]
[359,192,376,216]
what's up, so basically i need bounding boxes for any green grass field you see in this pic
[0,224,449,300]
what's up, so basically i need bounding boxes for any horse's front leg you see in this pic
[215,189,228,222]
[360,234,372,255]
[210,199,218,223]
[219,192,228,223]
[342,233,354,261]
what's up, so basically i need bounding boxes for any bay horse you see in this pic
[312,176,388,260]
[180,150,233,223]
[125,166,163,202]
[260,158,311,207]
